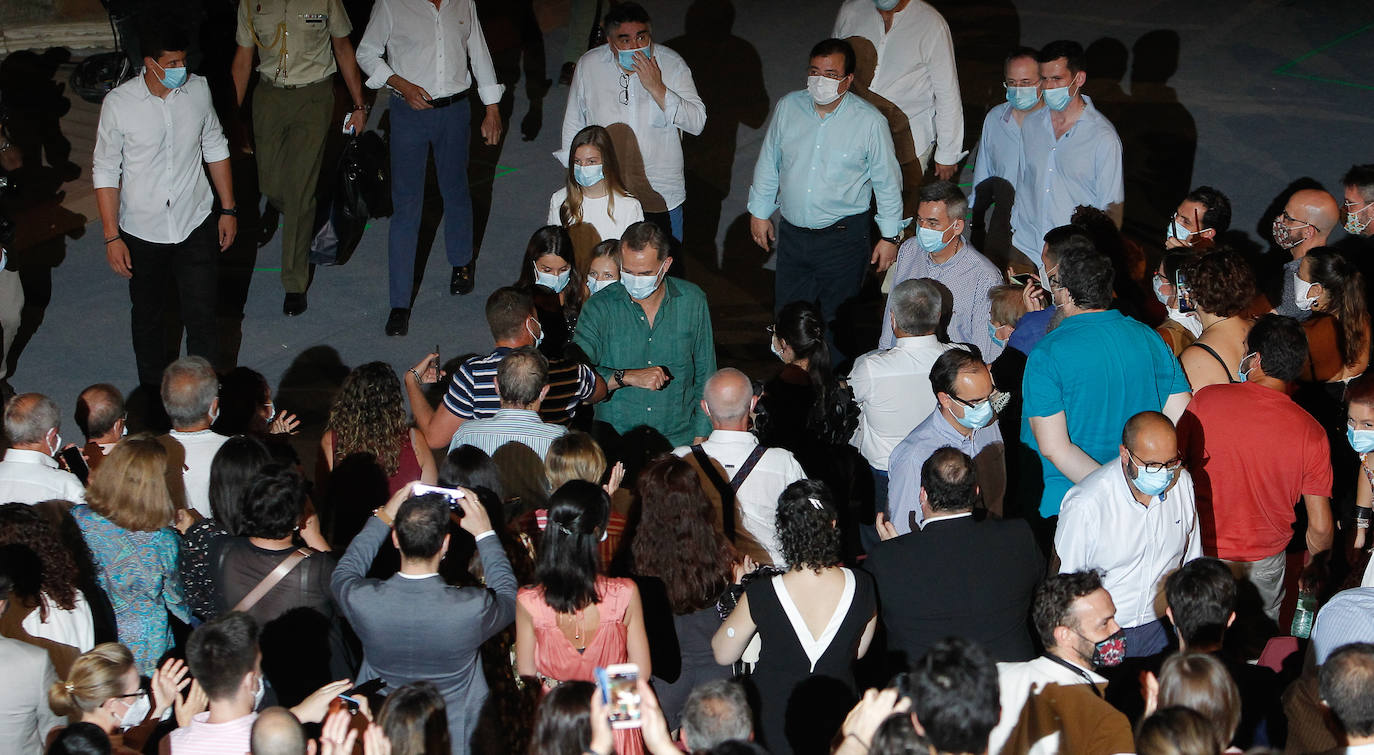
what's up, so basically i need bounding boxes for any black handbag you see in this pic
[310,130,392,266]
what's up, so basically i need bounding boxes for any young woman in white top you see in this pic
[548,125,643,242]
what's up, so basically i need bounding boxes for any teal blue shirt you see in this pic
[747,90,907,238]
[1020,310,1190,517]
[573,278,716,445]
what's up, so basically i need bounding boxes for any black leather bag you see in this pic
[310,131,392,266]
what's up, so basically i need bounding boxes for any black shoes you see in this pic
[386,308,410,336]
[451,264,475,295]
[283,292,307,316]
[258,205,280,248]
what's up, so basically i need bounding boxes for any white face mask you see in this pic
[1167,308,1203,337]
[770,337,785,361]
[264,402,276,422]
[622,262,665,300]
[807,75,843,106]
[252,674,266,710]
[587,274,616,296]
[118,691,151,730]
[49,432,63,456]
[1294,274,1318,311]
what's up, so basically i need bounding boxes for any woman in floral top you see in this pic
[73,435,191,674]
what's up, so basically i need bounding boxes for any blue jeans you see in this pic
[387,95,474,308]
[1123,619,1169,658]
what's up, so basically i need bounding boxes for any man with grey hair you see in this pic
[250,707,307,755]
[673,368,805,565]
[849,277,953,526]
[0,393,85,504]
[449,346,567,458]
[158,356,227,517]
[679,679,754,751]
[75,383,126,474]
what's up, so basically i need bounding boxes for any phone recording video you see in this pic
[595,664,642,730]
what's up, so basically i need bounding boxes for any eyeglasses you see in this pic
[1277,210,1314,229]
[1345,199,1373,211]
[1128,449,1184,474]
[950,393,993,410]
[1003,78,1038,88]
[618,73,630,105]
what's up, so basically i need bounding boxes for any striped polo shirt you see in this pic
[442,347,596,425]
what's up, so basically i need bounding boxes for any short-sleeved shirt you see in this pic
[1020,310,1189,516]
[236,0,352,87]
[442,347,596,426]
[1176,382,1332,561]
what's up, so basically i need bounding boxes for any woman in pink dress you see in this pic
[515,481,650,754]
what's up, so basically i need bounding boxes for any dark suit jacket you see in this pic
[864,514,1043,670]
[331,518,517,755]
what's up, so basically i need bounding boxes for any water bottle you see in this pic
[1291,589,1317,639]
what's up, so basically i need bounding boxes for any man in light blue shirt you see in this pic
[747,37,906,338]
[1009,40,1123,275]
[448,346,567,458]
[970,46,1041,268]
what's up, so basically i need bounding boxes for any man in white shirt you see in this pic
[0,568,63,755]
[970,47,1041,267]
[93,23,235,391]
[987,571,1134,755]
[673,368,806,565]
[1056,411,1201,658]
[1010,40,1123,275]
[848,278,951,531]
[356,0,505,337]
[832,0,964,181]
[158,357,228,519]
[560,1,705,243]
[0,393,85,505]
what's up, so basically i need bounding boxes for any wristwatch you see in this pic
[881,234,902,246]
[613,369,626,389]
[219,207,238,217]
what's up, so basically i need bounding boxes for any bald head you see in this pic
[76,384,125,442]
[250,707,307,755]
[1120,410,1178,477]
[1287,188,1339,240]
[703,368,754,428]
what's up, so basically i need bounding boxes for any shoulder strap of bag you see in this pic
[233,547,313,613]
[690,445,737,542]
[730,445,768,493]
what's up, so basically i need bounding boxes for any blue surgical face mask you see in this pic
[574,163,604,188]
[1348,425,1374,454]
[1130,463,1175,497]
[534,264,571,293]
[1042,84,1073,111]
[587,274,615,296]
[1005,85,1040,111]
[1238,351,1257,383]
[988,322,1007,349]
[621,262,664,300]
[873,0,901,9]
[953,398,995,430]
[916,222,955,255]
[151,59,188,90]
[617,44,651,71]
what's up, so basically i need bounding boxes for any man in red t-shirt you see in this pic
[1177,315,1333,621]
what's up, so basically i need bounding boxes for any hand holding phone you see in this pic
[411,483,467,513]
[595,664,643,729]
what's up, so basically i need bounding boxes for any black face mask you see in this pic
[1080,628,1126,668]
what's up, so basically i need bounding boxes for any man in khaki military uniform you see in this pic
[231,0,367,315]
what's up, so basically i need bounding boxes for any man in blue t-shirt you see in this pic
[1021,240,1191,540]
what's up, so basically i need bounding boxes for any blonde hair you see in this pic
[544,431,607,490]
[49,643,135,718]
[560,126,631,227]
[86,434,176,532]
[988,285,1027,329]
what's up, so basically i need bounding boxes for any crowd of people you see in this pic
[1,0,1374,754]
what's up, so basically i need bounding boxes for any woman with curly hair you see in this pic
[73,436,191,674]
[320,361,436,493]
[629,455,739,728]
[516,481,650,755]
[1297,247,1370,383]
[0,503,94,653]
[711,480,877,755]
[1179,248,1257,390]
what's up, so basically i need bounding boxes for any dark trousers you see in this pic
[388,95,473,308]
[125,216,219,387]
[775,212,871,327]
[970,176,1015,270]
[643,206,685,277]
[253,78,333,294]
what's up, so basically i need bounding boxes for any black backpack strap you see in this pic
[730,445,769,493]
[691,445,737,542]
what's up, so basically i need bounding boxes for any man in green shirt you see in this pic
[573,222,716,446]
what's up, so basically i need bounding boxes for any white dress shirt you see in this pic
[969,101,1024,207]
[987,655,1109,755]
[356,0,504,103]
[1010,95,1123,268]
[1055,461,1202,629]
[167,430,229,519]
[22,592,95,653]
[547,188,645,241]
[559,44,706,212]
[848,334,954,470]
[92,73,229,244]
[0,449,85,505]
[832,0,965,167]
[674,430,806,566]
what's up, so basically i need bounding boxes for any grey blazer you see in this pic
[331,517,517,754]
[0,635,63,754]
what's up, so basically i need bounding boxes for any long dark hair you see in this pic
[528,681,595,755]
[211,367,271,437]
[774,301,852,444]
[209,435,271,536]
[631,456,736,614]
[535,481,610,614]
[1308,247,1370,369]
[514,226,584,322]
